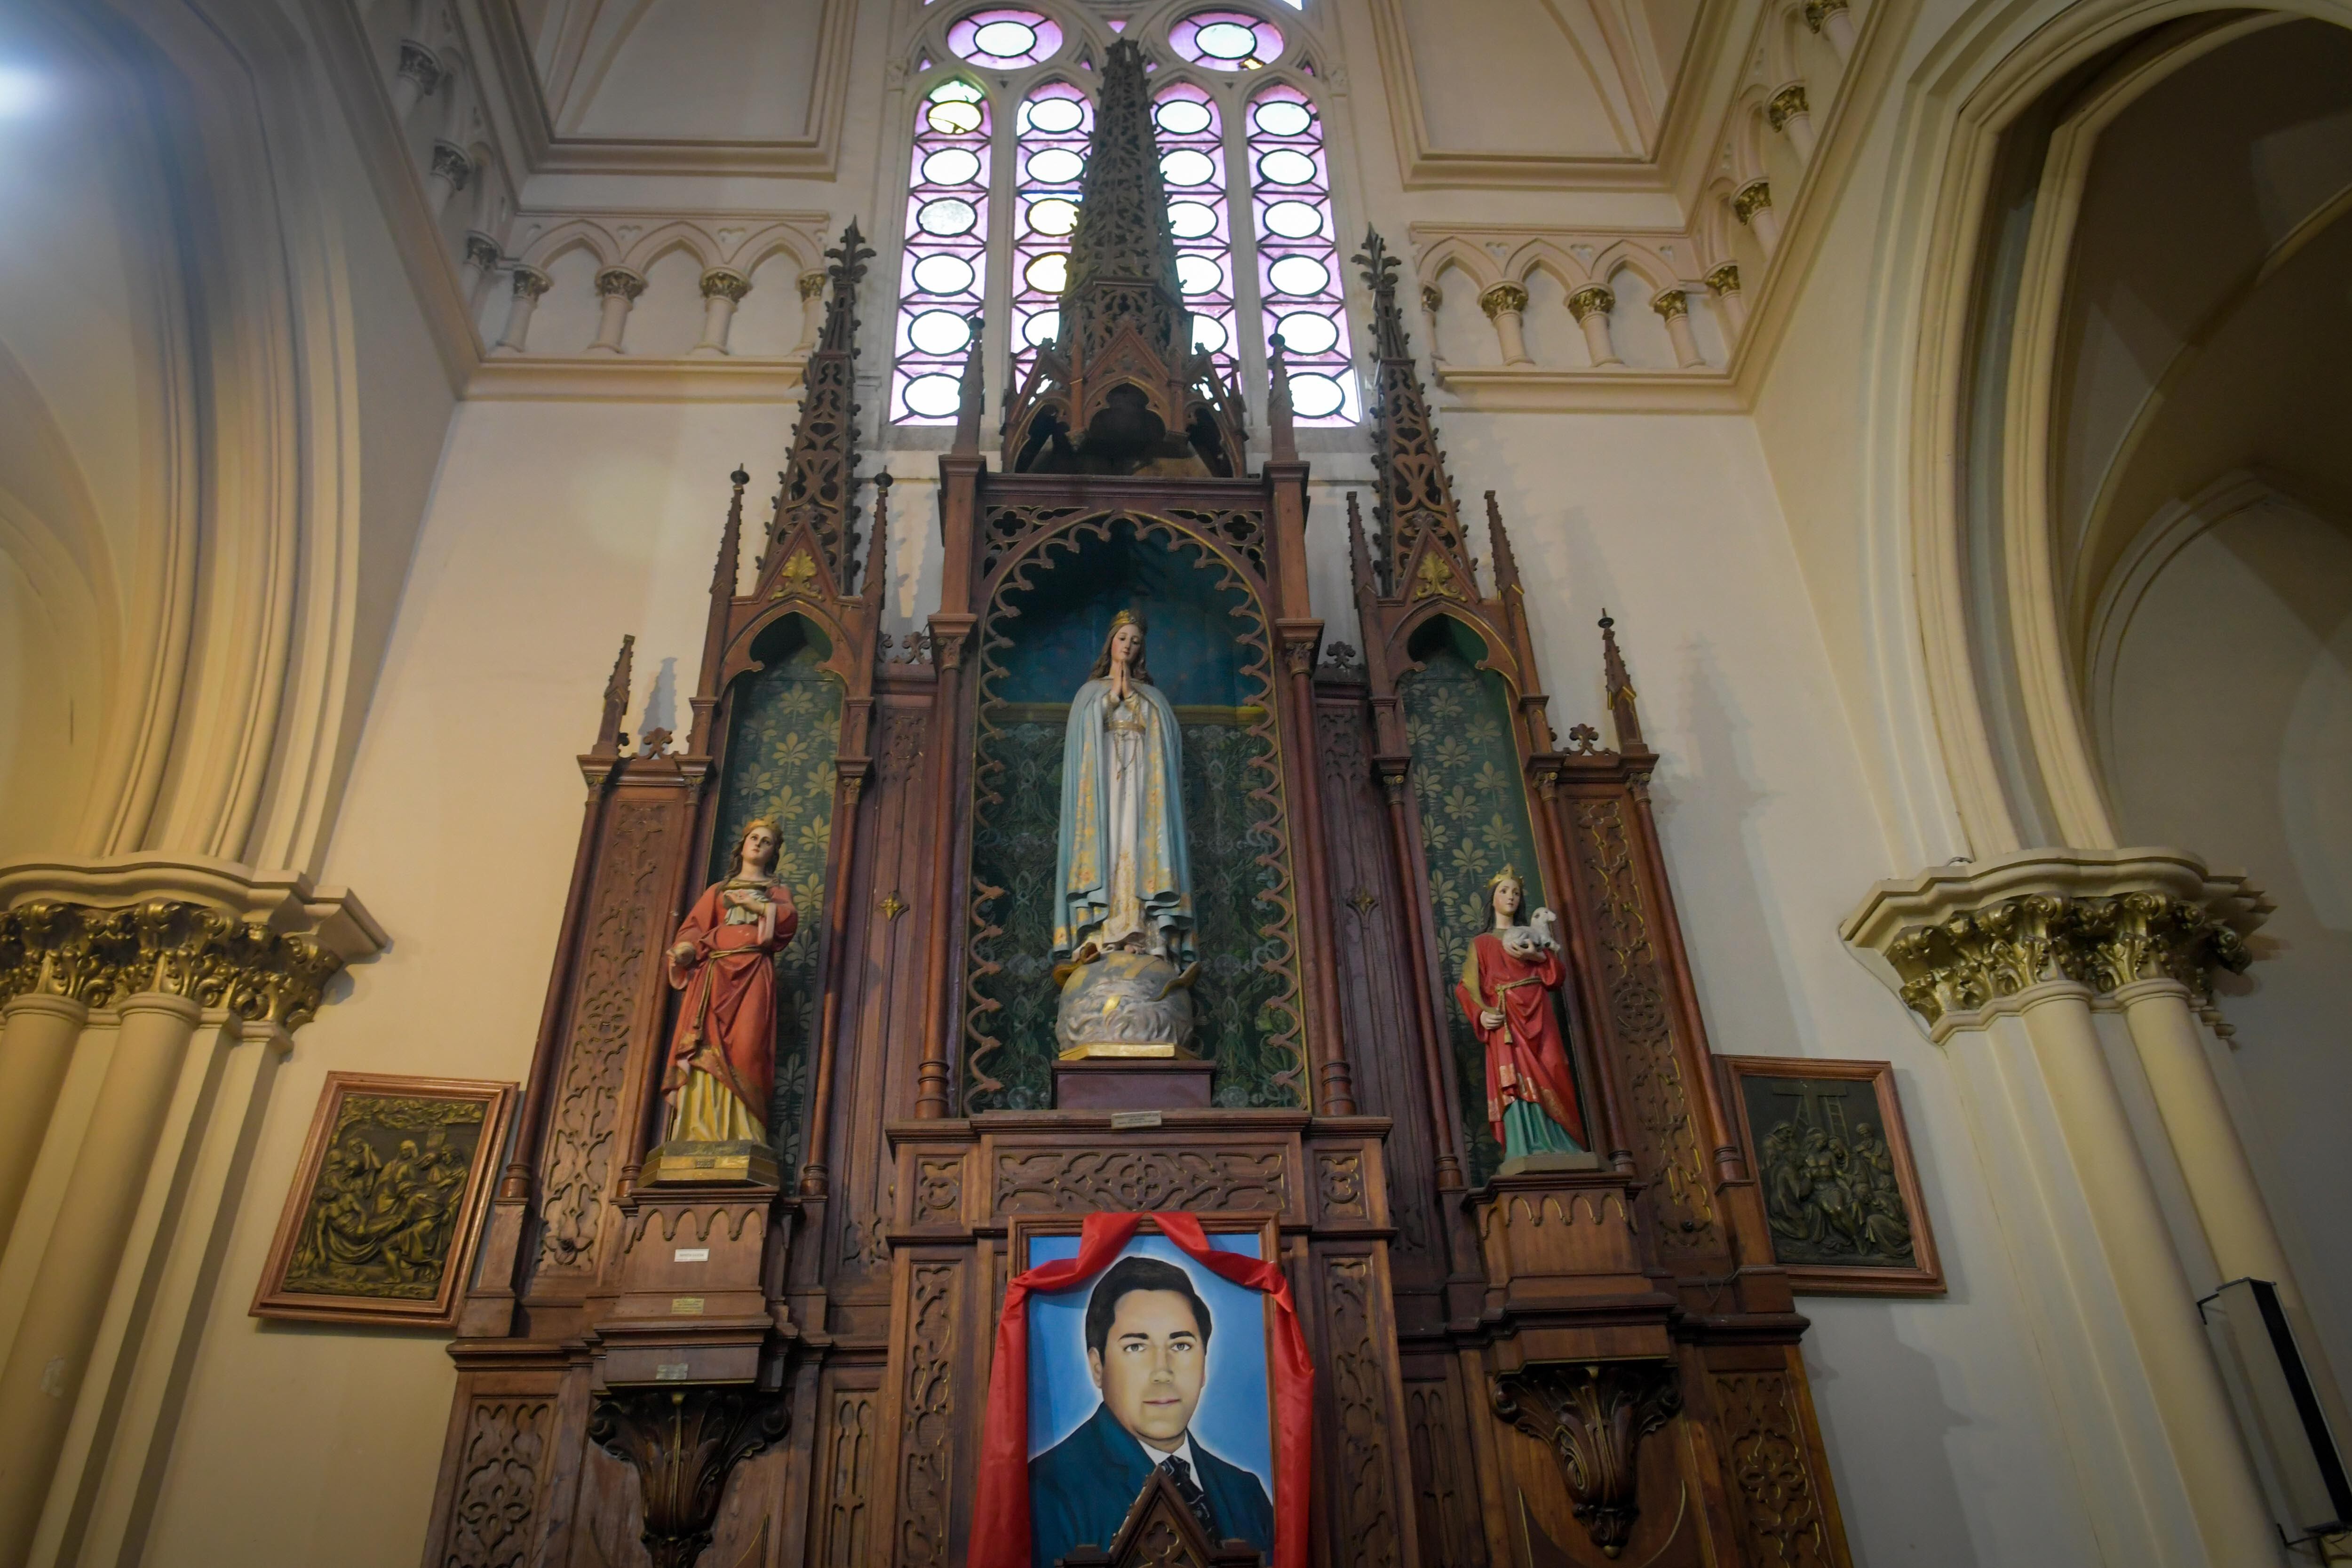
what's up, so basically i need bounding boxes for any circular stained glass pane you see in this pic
[1021,309,1060,347]
[1160,149,1216,187]
[970,19,1037,57]
[908,310,972,356]
[922,147,982,186]
[1026,196,1079,236]
[1266,254,1328,296]
[1251,98,1312,137]
[1176,254,1222,295]
[1273,310,1338,355]
[916,197,978,236]
[904,374,962,418]
[1168,201,1217,239]
[1257,148,1317,186]
[1192,314,1229,353]
[912,253,976,295]
[1027,147,1084,184]
[1023,95,1084,134]
[1288,372,1345,419]
[1196,21,1259,58]
[1154,98,1213,136]
[926,98,983,135]
[1024,252,1069,293]
[1262,199,1322,239]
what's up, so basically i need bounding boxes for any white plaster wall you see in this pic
[141,395,794,1567]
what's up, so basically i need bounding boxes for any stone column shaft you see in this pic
[0,995,85,1250]
[693,270,751,357]
[494,267,549,355]
[0,993,200,1564]
[2016,986,2280,1563]
[589,268,645,354]
[1478,281,1532,365]
[1568,285,1621,366]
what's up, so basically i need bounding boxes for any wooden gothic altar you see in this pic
[421,43,1853,1568]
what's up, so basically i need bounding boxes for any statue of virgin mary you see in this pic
[1053,610,1194,964]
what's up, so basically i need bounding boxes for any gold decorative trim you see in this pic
[1705,263,1741,295]
[1885,891,2250,1027]
[1732,180,1773,224]
[1652,289,1691,319]
[0,899,344,1026]
[1477,282,1529,318]
[1567,285,1617,322]
[1768,84,1812,130]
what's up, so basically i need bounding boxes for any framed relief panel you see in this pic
[251,1073,516,1329]
[1721,1057,1944,1296]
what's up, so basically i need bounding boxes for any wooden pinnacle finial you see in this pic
[595,633,635,757]
[1599,609,1645,752]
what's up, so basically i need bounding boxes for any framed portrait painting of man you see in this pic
[972,1210,1308,1568]
[1721,1056,1943,1296]
[250,1073,516,1329]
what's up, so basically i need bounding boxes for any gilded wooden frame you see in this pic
[1719,1056,1944,1297]
[252,1072,517,1329]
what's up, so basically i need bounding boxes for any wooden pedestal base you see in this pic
[1053,1056,1216,1109]
[588,1179,791,1390]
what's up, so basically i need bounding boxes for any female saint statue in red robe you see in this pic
[1455,867,1588,1165]
[664,818,799,1142]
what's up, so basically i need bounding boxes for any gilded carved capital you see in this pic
[511,266,551,301]
[1420,283,1442,314]
[1804,0,1849,32]
[1704,263,1740,296]
[1478,281,1529,319]
[397,40,445,95]
[429,140,475,192]
[463,231,500,272]
[1566,285,1616,322]
[596,267,647,301]
[1650,288,1689,320]
[699,269,751,302]
[1732,180,1772,225]
[1767,83,1811,131]
[796,269,829,302]
[1493,1362,1681,1558]
[0,899,344,1026]
[1844,848,2268,1036]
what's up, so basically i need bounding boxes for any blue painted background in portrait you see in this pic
[1025,1233,1272,1488]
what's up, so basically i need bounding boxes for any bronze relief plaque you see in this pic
[252,1073,516,1328]
[1722,1057,1943,1296]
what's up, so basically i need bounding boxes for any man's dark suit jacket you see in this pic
[1029,1403,1274,1568]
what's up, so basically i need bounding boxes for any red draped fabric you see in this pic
[970,1211,1313,1568]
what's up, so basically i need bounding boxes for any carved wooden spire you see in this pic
[689,468,750,753]
[759,222,874,598]
[1600,609,1646,752]
[1000,39,1247,477]
[592,633,634,757]
[1355,229,1470,597]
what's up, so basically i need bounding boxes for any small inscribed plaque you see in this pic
[252,1073,516,1329]
[1721,1057,1943,1296]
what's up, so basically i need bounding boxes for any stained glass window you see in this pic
[1246,83,1355,422]
[895,79,991,423]
[1011,82,1092,388]
[892,6,1354,427]
[947,8,1063,67]
[1169,11,1284,69]
[1153,82,1237,373]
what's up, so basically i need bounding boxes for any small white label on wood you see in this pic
[655,1362,691,1381]
[670,1296,706,1315]
[674,1247,710,1263]
[1109,1111,1163,1130]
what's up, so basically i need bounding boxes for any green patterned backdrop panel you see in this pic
[711,627,842,1170]
[965,714,1302,1111]
[964,515,1304,1113]
[1400,620,1547,1185]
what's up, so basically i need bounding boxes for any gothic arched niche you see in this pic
[1399,613,1552,1183]
[708,612,843,1168]
[965,514,1305,1112]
